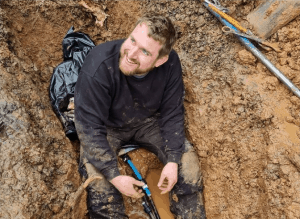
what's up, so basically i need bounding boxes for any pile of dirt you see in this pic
[1,0,300,218]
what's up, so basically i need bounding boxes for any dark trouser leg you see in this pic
[86,168,128,219]
[78,133,129,219]
[169,140,206,219]
[133,119,206,219]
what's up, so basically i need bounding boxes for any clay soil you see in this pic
[1,0,300,218]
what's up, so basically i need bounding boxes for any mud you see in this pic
[146,168,174,219]
[1,0,300,218]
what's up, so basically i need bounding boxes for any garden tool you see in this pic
[119,145,161,219]
[203,0,300,99]
[205,0,280,52]
[222,26,281,52]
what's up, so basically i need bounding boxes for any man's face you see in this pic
[119,23,166,76]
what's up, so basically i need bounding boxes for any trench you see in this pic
[1,0,300,219]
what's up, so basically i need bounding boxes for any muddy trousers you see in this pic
[79,118,206,219]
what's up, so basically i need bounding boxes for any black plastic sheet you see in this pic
[49,26,95,140]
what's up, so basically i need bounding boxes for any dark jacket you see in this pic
[74,39,185,181]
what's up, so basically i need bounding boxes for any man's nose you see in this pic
[127,46,138,59]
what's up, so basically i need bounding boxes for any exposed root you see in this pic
[56,176,103,218]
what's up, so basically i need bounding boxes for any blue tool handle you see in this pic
[123,156,152,197]
[127,159,143,180]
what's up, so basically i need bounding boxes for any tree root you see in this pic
[55,175,103,218]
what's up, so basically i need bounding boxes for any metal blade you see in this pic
[118,145,140,156]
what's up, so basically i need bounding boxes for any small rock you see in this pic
[37,165,43,172]
[237,49,257,65]
[196,16,205,28]
[50,203,61,213]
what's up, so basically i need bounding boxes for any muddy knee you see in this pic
[179,140,202,185]
[84,162,113,192]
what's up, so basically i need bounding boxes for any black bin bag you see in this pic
[49,26,95,140]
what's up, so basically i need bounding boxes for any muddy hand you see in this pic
[157,162,178,194]
[110,175,145,198]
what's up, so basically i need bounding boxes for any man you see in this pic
[74,13,206,219]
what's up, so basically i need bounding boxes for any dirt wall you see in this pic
[1,0,300,218]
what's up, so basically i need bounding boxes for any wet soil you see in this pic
[1,0,300,218]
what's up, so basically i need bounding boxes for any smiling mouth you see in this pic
[126,55,137,65]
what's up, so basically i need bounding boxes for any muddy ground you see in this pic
[1,0,300,218]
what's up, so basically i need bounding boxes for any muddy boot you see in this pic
[169,140,206,219]
[78,159,129,219]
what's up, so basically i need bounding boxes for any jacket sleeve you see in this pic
[74,64,120,181]
[158,52,185,164]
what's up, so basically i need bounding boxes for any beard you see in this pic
[119,50,156,76]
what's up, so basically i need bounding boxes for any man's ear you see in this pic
[154,55,169,67]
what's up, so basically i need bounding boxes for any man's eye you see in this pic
[142,50,149,55]
[131,38,135,43]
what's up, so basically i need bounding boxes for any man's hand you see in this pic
[157,162,178,194]
[110,175,145,198]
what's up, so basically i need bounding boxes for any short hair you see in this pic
[135,12,177,59]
